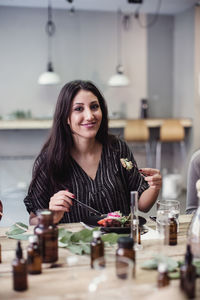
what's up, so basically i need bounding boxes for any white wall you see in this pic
[0,7,147,119]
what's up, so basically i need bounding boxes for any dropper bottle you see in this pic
[12,241,28,291]
[180,244,196,298]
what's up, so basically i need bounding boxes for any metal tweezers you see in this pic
[72,197,102,216]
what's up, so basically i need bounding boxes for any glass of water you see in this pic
[156,199,180,236]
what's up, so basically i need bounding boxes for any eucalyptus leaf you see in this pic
[141,254,178,272]
[102,233,120,244]
[59,231,73,244]
[67,244,86,255]
[169,271,180,279]
[7,234,31,241]
[70,229,93,243]
[6,222,28,236]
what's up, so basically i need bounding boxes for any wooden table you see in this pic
[0,215,199,299]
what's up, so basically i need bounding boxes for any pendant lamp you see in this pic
[108,10,130,87]
[38,0,60,85]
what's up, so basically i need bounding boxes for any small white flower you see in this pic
[120,158,133,171]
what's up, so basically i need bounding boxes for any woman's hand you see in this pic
[49,190,74,223]
[139,168,162,190]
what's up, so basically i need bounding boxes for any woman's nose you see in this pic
[85,108,94,120]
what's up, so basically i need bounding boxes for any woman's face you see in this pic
[68,89,102,140]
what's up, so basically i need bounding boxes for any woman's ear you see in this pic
[67,118,70,125]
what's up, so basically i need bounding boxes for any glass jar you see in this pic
[116,237,135,277]
[27,235,42,274]
[187,179,200,259]
[90,231,104,268]
[34,209,58,263]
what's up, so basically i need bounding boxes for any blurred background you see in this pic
[0,0,199,225]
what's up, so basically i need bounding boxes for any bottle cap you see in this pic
[158,262,168,273]
[29,235,38,244]
[117,237,134,248]
[93,231,101,238]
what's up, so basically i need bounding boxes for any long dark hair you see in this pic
[31,80,112,189]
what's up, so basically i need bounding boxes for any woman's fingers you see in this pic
[49,190,74,212]
[142,170,162,190]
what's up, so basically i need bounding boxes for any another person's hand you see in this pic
[139,168,162,190]
[49,190,74,223]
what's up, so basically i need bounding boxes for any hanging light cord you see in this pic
[135,0,162,28]
[117,9,122,73]
[46,0,56,69]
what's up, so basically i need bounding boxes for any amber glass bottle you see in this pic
[157,263,169,288]
[12,241,28,291]
[180,245,196,299]
[116,237,135,277]
[34,210,58,263]
[90,231,104,268]
[27,235,42,274]
[169,214,177,246]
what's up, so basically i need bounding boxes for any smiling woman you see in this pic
[24,80,162,225]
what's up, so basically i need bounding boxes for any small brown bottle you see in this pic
[12,241,28,291]
[90,231,104,268]
[34,209,58,263]
[116,237,135,277]
[169,213,177,246]
[27,235,42,274]
[157,263,169,288]
[180,245,196,299]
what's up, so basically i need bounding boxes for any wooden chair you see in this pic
[124,120,152,167]
[156,119,185,170]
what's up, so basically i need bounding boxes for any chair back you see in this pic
[160,119,184,142]
[124,120,149,142]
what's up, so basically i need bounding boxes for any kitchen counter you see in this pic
[0,118,192,130]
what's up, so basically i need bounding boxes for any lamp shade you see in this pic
[38,62,60,85]
[108,65,130,87]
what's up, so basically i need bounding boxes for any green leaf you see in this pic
[7,234,31,240]
[79,241,90,254]
[67,244,86,255]
[6,222,28,236]
[141,259,157,270]
[70,229,93,243]
[58,227,69,239]
[59,231,73,244]
[141,254,178,272]
[169,271,180,279]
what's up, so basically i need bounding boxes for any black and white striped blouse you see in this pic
[24,138,149,223]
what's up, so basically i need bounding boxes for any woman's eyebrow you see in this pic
[73,100,98,106]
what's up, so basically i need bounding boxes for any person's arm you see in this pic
[138,168,161,212]
[186,151,200,213]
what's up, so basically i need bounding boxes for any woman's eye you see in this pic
[74,106,83,112]
[91,104,99,110]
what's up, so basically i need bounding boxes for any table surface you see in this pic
[0,215,199,300]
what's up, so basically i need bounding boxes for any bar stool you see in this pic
[156,119,185,170]
[124,119,152,167]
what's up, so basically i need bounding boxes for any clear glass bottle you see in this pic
[34,209,58,263]
[180,245,196,299]
[187,179,200,259]
[12,241,28,291]
[90,231,104,268]
[27,235,42,274]
[157,263,169,288]
[116,236,135,277]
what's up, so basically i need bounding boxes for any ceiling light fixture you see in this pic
[108,10,130,87]
[38,0,60,85]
